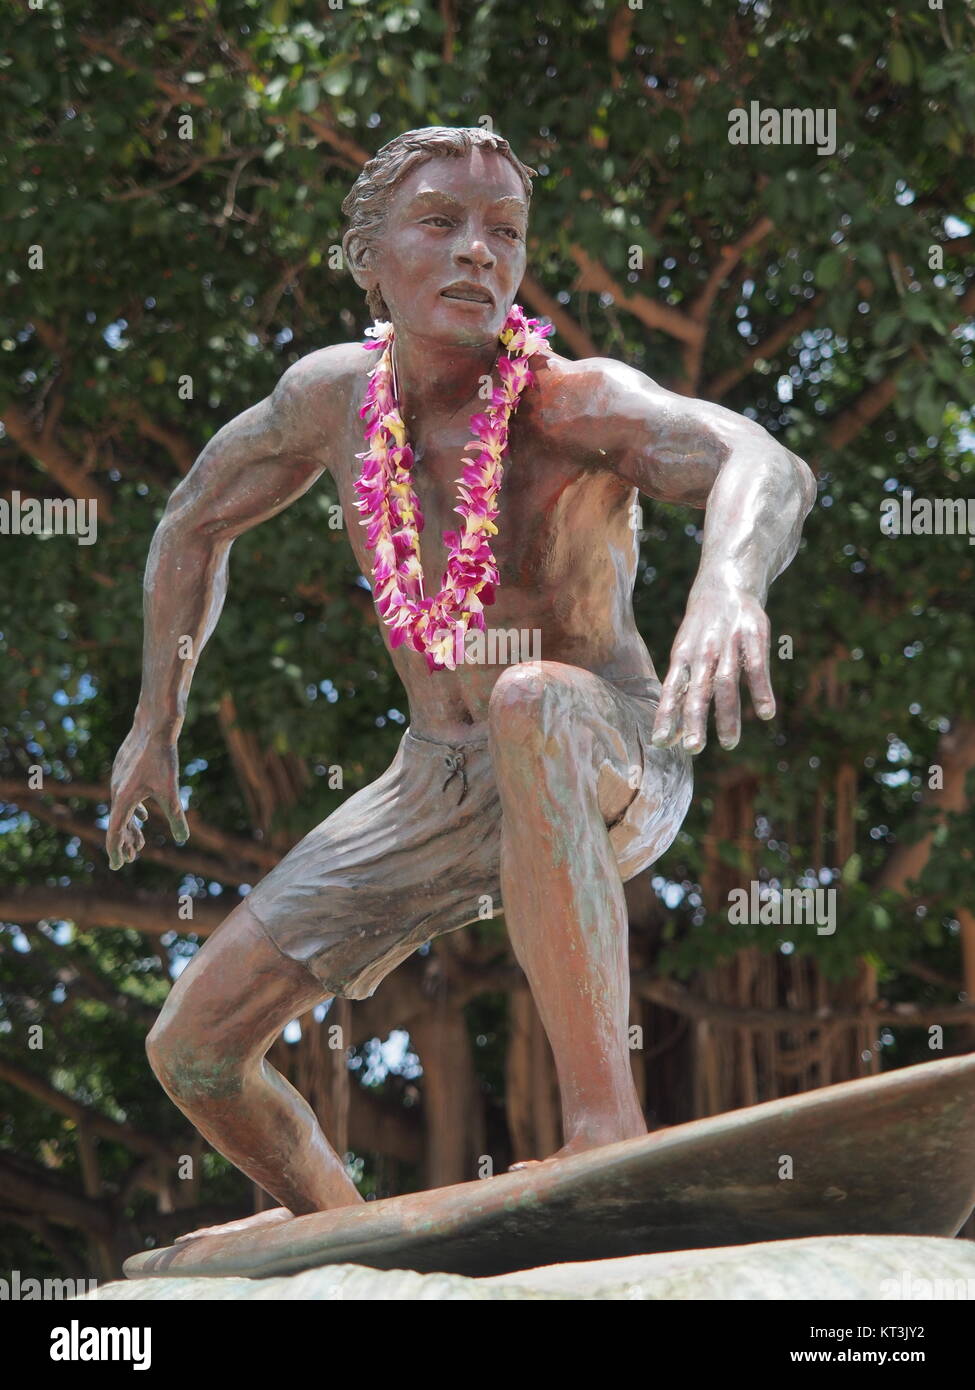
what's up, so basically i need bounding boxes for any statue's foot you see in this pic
[174,1206,295,1243]
[507,1125,652,1172]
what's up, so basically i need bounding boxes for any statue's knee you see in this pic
[146,1015,244,1104]
[488,663,559,743]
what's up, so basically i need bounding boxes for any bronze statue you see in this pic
[106,126,817,1240]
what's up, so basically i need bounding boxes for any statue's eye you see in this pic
[423,216,453,228]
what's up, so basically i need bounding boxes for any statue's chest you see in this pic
[407,435,534,578]
[339,409,585,586]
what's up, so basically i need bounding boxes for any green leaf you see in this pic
[275,39,300,66]
[874,313,902,346]
[815,251,844,289]
[888,42,913,85]
[931,348,960,387]
[322,66,351,97]
[297,78,320,112]
[841,853,862,887]
[914,379,946,437]
[407,70,427,110]
[204,121,223,157]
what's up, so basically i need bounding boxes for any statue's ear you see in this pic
[344,233,379,293]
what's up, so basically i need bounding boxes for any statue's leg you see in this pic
[488,662,693,1163]
[146,724,505,1225]
[146,900,363,1226]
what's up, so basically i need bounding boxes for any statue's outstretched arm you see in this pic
[106,356,334,869]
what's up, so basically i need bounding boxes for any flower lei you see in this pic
[353,304,554,673]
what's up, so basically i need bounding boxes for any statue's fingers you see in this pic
[167,798,190,845]
[651,662,692,748]
[680,658,717,754]
[742,628,776,720]
[134,802,148,821]
[714,647,744,750]
[106,800,134,871]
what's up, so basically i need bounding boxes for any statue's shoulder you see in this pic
[529,352,646,446]
[533,351,641,402]
[272,340,374,407]
[261,342,376,464]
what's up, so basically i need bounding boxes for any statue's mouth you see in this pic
[440,283,494,305]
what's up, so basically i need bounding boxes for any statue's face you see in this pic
[367,148,529,344]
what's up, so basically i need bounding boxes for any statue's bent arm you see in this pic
[580,359,819,752]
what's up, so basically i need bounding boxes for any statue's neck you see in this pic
[390,328,500,434]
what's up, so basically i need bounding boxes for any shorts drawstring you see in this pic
[442,749,469,805]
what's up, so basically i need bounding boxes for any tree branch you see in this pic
[706,295,824,402]
[825,279,975,450]
[20,796,245,883]
[569,243,703,348]
[0,1151,116,1245]
[116,404,198,476]
[0,885,229,936]
[0,1057,182,1160]
[634,974,975,1030]
[518,271,598,358]
[874,719,975,896]
[0,776,281,873]
[0,403,113,515]
[681,216,774,392]
[20,923,158,1024]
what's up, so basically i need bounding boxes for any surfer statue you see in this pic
[106,126,817,1239]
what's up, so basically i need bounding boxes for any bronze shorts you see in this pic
[245,674,693,1000]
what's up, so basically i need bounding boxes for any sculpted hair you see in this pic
[341,126,537,322]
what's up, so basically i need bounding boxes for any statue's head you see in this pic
[341,126,536,341]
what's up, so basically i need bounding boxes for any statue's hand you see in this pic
[106,724,189,870]
[650,586,775,754]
